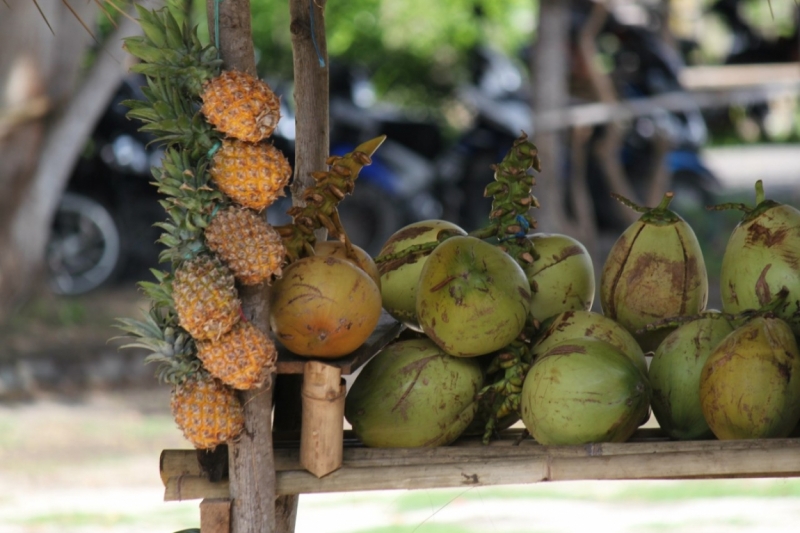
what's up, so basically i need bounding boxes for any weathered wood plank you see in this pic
[162,437,800,500]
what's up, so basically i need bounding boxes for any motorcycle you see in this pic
[441,2,720,233]
[47,76,164,295]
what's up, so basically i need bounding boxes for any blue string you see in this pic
[214,0,222,55]
[309,0,326,67]
[499,215,531,242]
[207,141,222,158]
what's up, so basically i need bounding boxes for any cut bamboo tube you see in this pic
[299,361,345,477]
[200,499,231,533]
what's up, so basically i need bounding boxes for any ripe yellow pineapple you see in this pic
[209,139,292,211]
[205,206,286,285]
[172,374,245,449]
[201,70,281,143]
[196,320,277,390]
[115,308,244,450]
[173,254,240,341]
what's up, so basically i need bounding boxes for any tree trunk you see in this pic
[205,2,278,532]
[531,0,575,235]
[0,0,100,321]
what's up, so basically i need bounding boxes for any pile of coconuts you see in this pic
[340,134,800,448]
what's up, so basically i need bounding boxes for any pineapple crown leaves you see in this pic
[276,136,386,263]
[124,76,219,158]
[113,304,203,387]
[152,148,227,265]
[124,4,221,98]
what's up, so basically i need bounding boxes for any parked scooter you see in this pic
[444,2,720,233]
[47,76,163,295]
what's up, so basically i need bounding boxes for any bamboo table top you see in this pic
[161,428,800,500]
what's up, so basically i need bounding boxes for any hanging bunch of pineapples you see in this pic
[116,4,292,450]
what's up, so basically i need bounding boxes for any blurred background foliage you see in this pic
[190,0,536,112]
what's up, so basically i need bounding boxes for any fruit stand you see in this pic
[114,1,800,532]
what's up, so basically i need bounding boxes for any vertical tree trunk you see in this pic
[0,0,98,321]
[206,2,278,532]
[289,0,329,199]
[530,0,571,234]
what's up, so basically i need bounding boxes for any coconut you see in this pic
[345,337,483,447]
[416,236,531,357]
[520,337,650,446]
[649,311,734,440]
[376,220,466,330]
[600,192,709,352]
[719,180,800,335]
[700,315,800,440]
[524,233,595,323]
[532,310,648,376]
[315,240,381,289]
[269,255,382,358]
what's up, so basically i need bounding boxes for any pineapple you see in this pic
[172,374,246,449]
[196,320,278,390]
[116,308,244,450]
[201,70,281,143]
[173,254,240,341]
[205,206,286,285]
[209,139,292,211]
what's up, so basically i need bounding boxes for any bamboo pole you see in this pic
[162,436,800,500]
[300,362,345,477]
[205,1,277,532]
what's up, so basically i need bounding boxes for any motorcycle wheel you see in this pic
[46,192,123,296]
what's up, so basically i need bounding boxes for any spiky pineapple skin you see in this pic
[210,139,291,211]
[205,206,286,285]
[171,375,245,449]
[201,70,281,143]
[196,320,277,390]
[173,254,240,341]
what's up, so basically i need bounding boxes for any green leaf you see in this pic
[139,16,168,48]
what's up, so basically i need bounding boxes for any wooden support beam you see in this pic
[680,63,800,90]
[162,434,800,500]
[200,499,231,533]
[300,362,345,477]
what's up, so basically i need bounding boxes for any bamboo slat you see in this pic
[161,435,800,500]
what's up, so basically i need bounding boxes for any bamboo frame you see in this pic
[163,432,800,501]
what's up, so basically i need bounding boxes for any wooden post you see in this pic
[205,2,278,532]
[200,499,231,533]
[300,362,345,477]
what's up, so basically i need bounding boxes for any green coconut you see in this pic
[377,220,466,331]
[719,180,800,335]
[416,236,531,357]
[700,315,800,440]
[345,337,483,448]
[649,311,734,440]
[532,310,648,376]
[525,233,595,323]
[600,193,709,352]
[520,337,651,446]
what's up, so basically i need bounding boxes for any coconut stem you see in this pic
[755,179,766,205]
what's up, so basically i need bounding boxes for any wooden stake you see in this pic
[204,1,277,532]
[200,499,231,533]
[300,361,345,477]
